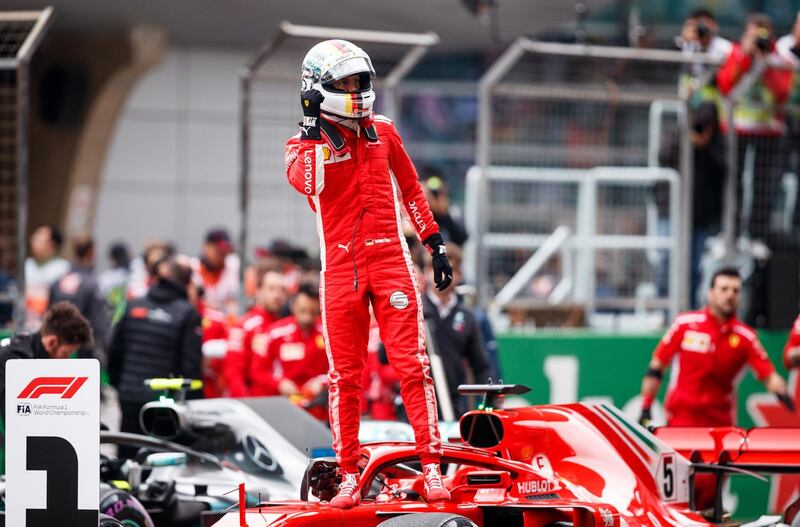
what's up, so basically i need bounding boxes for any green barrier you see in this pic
[496,330,796,520]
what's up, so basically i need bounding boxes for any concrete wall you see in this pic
[94,46,316,265]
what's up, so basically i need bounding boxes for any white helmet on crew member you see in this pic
[301,39,376,119]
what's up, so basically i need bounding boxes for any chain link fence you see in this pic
[0,9,52,328]
[469,39,700,329]
[678,43,800,326]
[463,36,800,329]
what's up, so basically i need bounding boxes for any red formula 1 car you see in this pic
[211,385,800,527]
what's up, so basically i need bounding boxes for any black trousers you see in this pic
[118,400,146,459]
[736,134,782,241]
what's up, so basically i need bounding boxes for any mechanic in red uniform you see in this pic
[193,286,229,398]
[249,283,327,397]
[638,267,791,427]
[285,39,453,507]
[223,265,286,397]
[785,315,800,370]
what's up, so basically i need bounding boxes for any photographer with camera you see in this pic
[687,101,726,306]
[717,13,794,242]
[678,8,732,103]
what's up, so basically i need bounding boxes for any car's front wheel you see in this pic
[377,512,477,527]
[98,514,124,527]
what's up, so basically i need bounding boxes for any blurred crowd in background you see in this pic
[3,174,499,428]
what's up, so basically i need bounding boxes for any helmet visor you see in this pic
[320,56,375,84]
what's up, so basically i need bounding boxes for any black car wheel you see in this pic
[99,488,155,527]
[98,514,124,527]
[377,513,477,527]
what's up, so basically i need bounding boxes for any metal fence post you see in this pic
[677,101,691,312]
[722,98,738,254]
[238,71,251,304]
[0,9,53,329]
[475,37,527,305]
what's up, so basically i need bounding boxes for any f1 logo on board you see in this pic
[18,377,88,399]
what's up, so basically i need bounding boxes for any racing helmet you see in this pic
[301,39,376,119]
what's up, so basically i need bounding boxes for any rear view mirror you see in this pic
[140,401,185,440]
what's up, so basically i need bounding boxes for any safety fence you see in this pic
[467,38,702,329]
[464,165,681,330]
[465,37,800,329]
[238,21,438,268]
[663,46,800,326]
[0,9,52,328]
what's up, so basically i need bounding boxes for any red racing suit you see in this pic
[249,316,328,396]
[223,306,280,397]
[653,307,776,426]
[199,303,229,398]
[783,315,800,370]
[285,114,442,471]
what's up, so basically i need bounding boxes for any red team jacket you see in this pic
[654,307,775,426]
[199,304,229,398]
[784,315,800,370]
[284,115,438,260]
[716,42,793,135]
[249,316,328,396]
[223,306,280,397]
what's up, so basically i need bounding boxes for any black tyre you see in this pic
[377,512,477,527]
[99,514,125,527]
[99,488,155,527]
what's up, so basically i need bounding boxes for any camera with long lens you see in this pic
[692,102,718,135]
[696,22,710,40]
[755,28,771,52]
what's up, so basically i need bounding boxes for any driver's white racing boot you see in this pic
[330,472,360,508]
[423,463,451,501]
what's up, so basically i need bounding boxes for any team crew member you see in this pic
[192,228,240,318]
[784,315,800,369]
[421,244,494,416]
[638,268,791,427]
[0,302,93,421]
[249,284,327,398]
[24,225,70,330]
[49,235,111,364]
[108,256,203,453]
[192,286,229,398]
[285,39,454,507]
[224,266,286,397]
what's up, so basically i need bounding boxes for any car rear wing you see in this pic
[654,426,800,467]
[654,426,800,522]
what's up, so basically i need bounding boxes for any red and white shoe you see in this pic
[423,463,451,501]
[330,472,360,508]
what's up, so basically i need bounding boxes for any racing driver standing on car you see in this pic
[284,39,453,508]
